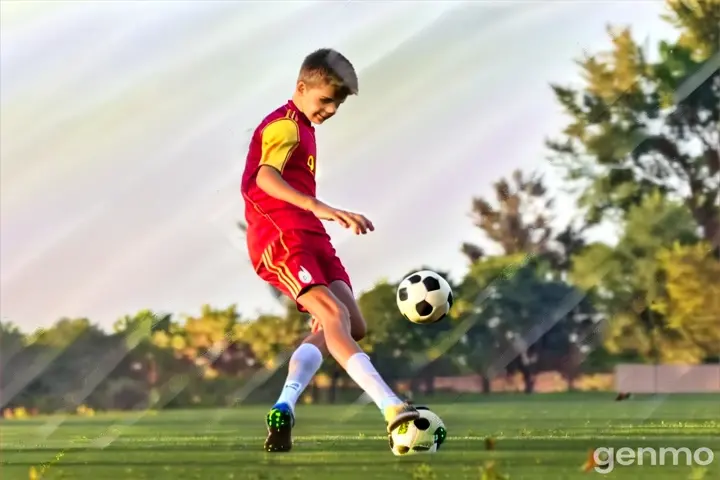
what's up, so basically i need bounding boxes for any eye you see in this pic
[320,97,334,104]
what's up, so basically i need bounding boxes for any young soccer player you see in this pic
[241,48,420,452]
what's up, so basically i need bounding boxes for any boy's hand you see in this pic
[308,200,374,235]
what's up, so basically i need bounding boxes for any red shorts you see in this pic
[251,230,352,321]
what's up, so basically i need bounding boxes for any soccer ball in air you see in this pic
[389,406,447,456]
[396,270,453,324]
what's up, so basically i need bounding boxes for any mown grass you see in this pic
[1,393,718,479]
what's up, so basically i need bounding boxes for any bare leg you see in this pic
[269,281,365,418]
[264,282,412,452]
[297,285,418,431]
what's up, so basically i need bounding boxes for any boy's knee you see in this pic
[300,286,350,328]
[325,301,350,327]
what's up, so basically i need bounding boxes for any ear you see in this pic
[296,80,306,95]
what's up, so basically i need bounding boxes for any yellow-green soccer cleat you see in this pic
[264,403,294,452]
[384,402,420,433]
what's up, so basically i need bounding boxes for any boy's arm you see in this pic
[256,166,317,211]
[256,118,374,234]
[256,118,319,212]
[257,166,357,229]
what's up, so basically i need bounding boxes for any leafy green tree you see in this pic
[459,166,599,392]
[232,311,305,369]
[183,305,239,360]
[113,310,171,336]
[112,310,174,406]
[0,322,28,408]
[453,254,529,392]
[653,241,720,362]
[12,318,114,411]
[548,0,719,243]
[0,321,25,365]
[570,192,700,363]
[458,254,598,393]
[29,317,105,348]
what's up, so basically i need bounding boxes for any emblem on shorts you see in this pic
[298,266,313,284]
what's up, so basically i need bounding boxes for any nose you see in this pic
[325,104,337,115]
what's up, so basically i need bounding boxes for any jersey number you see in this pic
[307,155,315,174]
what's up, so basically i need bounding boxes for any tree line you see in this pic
[1,0,718,414]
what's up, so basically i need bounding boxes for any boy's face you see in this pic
[296,81,347,125]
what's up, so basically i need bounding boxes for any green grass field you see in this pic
[2,393,718,480]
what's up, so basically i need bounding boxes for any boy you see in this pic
[241,48,420,452]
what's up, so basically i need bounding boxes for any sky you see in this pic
[0,1,678,332]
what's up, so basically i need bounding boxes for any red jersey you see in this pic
[241,100,326,261]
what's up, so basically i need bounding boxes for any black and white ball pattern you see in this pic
[396,270,453,324]
[389,406,447,456]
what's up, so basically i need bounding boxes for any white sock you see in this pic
[345,352,403,412]
[275,343,323,413]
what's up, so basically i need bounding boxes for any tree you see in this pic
[457,253,600,393]
[29,317,105,349]
[652,241,720,362]
[570,192,700,363]
[15,318,113,411]
[0,321,25,365]
[553,223,588,273]
[182,305,239,360]
[454,254,530,392]
[113,310,171,336]
[232,311,305,369]
[548,0,719,244]
[147,304,245,385]
[462,169,587,275]
[0,322,27,407]
[459,168,600,392]
[113,310,174,406]
[462,170,554,261]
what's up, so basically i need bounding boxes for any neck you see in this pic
[290,95,314,126]
[291,94,305,115]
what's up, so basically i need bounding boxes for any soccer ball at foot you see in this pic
[397,270,453,324]
[389,406,447,456]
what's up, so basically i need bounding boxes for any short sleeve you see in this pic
[260,118,300,173]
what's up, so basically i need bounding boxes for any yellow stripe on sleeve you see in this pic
[260,117,300,173]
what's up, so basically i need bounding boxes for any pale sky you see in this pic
[0,1,676,332]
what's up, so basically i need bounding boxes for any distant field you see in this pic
[2,393,719,479]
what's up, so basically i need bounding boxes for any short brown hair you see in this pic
[298,48,358,96]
